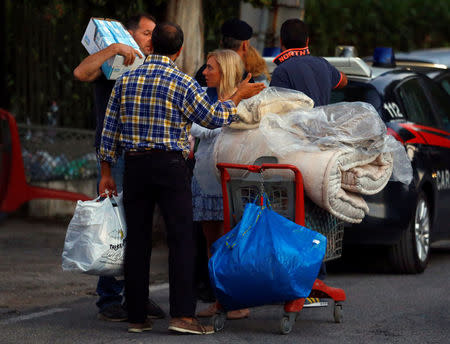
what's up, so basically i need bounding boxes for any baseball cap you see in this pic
[221,18,253,41]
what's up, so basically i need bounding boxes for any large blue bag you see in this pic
[209,196,326,311]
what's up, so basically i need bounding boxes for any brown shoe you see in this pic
[227,308,250,320]
[128,319,153,333]
[168,317,214,335]
[196,303,218,318]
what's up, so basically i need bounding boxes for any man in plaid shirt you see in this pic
[98,22,264,335]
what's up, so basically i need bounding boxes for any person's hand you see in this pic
[112,43,143,66]
[99,175,118,197]
[236,73,266,100]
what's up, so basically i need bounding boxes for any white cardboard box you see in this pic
[81,18,145,80]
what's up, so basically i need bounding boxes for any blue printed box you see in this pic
[81,18,144,80]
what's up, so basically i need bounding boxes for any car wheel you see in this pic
[389,191,431,274]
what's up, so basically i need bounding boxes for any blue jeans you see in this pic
[96,154,125,311]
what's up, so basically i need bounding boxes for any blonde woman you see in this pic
[192,49,250,320]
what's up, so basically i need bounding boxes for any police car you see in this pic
[327,51,450,274]
[394,48,450,96]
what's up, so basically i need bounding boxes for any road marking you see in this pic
[0,284,169,325]
[0,308,70,325]
[149,283,169,292]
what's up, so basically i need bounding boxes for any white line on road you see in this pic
[0,308,70,325]
[149,283,169,292]
[0,284,169,326]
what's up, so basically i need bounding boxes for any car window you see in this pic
[422,77,450,132]
[330,83,382,112]
[437,75,450,96]
[396,78,439,127]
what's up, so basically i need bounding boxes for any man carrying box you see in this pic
[73,13,165,322]
[98,22,265,334]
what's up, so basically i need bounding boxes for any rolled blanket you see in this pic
[279,150,393,223]
[213,101,409,223]
[214,127,281,179]
[341,152,393,195]
[230,87,314,130]
[214,128,394,223]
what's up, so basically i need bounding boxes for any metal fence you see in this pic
[17,123,97,183]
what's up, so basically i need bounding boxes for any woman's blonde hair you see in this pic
[244,45,271,81]
[207,49,244,99]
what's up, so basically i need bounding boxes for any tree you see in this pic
[0,0,6,109]
[167,0,204,76]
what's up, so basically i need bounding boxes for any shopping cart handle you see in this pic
[248,165,261,173]
[217,162,306,229]
[217,162,301,174]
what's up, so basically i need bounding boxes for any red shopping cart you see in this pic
[0,109,90,213]
[214,161,346,334]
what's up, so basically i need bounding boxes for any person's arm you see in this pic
[230,73,265,106]
[328,61,348,89]
[335,72,348,89]
[98,161,117,196]
[73,43,143,82]
[97,80,122,167]
[97,85,121,197]
[184,73,265,128]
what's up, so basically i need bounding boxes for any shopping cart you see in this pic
[213,161,346,334]
[0,109,90,213]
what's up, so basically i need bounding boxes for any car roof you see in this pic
[263,56,384,81]
[395,48,450,68]
[264,56,420,82]
[323,57,420,82]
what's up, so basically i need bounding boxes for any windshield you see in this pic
[331,83,383,115]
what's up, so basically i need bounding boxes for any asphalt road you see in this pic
[0,221,449,344]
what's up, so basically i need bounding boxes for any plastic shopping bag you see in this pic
[62,193,126,276]
[209,195,326,311]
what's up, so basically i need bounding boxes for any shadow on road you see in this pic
[326,244,449,275]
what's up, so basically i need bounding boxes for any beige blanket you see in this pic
[230,87,314,130]
[214,127,393,224]
[213,94,402,223]
[279,150,393,223]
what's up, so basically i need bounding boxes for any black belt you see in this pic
[125,149,180,157]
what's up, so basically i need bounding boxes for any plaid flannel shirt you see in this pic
[98,55,237,163]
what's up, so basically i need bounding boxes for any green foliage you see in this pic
[203,0,241,54]
[4,0,449,129]
[304,0,450,57]
[245,0,274,7]
[5,0,167,128]
[202,0,274,56]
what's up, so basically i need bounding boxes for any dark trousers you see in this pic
[123,151,196,323]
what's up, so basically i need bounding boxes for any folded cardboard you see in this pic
[82,17,144,80]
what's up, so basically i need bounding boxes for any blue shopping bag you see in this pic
[209,195,326,311]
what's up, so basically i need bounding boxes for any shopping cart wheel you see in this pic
[212,311,227,332]
[280,313,296,335]
[333,302,343,323]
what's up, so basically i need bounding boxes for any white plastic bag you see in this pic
[62,193,127,276]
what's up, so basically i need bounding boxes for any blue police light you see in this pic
[263,47,281,57]
[373,47,396,67]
